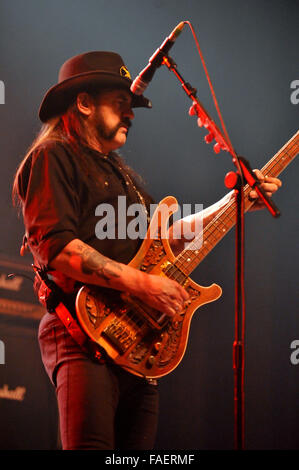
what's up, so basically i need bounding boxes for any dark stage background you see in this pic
[0,0,298,450]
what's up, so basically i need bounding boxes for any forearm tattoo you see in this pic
[65,241,123,285]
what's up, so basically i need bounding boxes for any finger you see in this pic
[249,189,275,200]
[253,170,282,188]
[170,281,189,301]
[161,292,184,312]
[165,306,176,317]
[250,181,280,198]
[249,189,258,199]
[253,169,264,182]
[264,176,282,187]
[173,302,183,312]
[156,296,176,316]
[180,286,190,301]
[259,182,280,193]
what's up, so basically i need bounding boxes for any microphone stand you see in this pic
[160,54,280,450]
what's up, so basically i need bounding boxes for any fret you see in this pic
[170,130,299,280]
[223,208,235,225]
[164,262,188,283]
[174,250,201,276]
[204,222,221,242]
[207,216,231,238]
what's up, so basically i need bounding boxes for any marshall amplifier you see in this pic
[0,255,59,450]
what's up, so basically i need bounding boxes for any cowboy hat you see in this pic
[39,51,152,122]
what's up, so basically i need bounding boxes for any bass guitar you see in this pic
[76,130,298,378]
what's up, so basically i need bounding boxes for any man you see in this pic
[12,51,281,450]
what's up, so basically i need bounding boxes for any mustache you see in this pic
[95,118,133,142]
[119,118,132,130]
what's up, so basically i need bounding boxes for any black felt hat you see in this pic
[39,51,152,122]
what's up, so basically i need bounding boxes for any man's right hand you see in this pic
[50,238,189,317]
[132,273,190,317]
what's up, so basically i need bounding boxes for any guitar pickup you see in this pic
[102,320,135,354]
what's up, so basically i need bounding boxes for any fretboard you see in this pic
[173,130,299,278]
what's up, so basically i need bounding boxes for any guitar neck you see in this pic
[174,130,299,277]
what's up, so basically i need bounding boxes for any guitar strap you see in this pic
[33,265,106,364]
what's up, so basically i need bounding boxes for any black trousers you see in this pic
[38,312,159,450]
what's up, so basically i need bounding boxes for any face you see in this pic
[91,88,135,154]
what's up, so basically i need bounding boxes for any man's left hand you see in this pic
[249,169,282,210]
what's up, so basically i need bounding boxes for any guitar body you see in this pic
[76,196,222,378]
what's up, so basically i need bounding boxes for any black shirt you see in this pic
[19,140,154,270]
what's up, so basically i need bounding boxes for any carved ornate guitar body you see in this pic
[76,196,222,378]
[76,130,298,378]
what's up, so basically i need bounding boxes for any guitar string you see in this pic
[107,158,151,333]
[105,136,298,358]
[163,137,299,283]
[118,137,299,331]
[113,137,299,360]
[177,140,299,277]
[179,138,299,266]
[133,134,298,286]
[175,143,298,277]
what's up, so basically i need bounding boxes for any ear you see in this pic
[76,92,95,117]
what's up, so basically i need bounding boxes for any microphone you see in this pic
[130,21,186,95]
